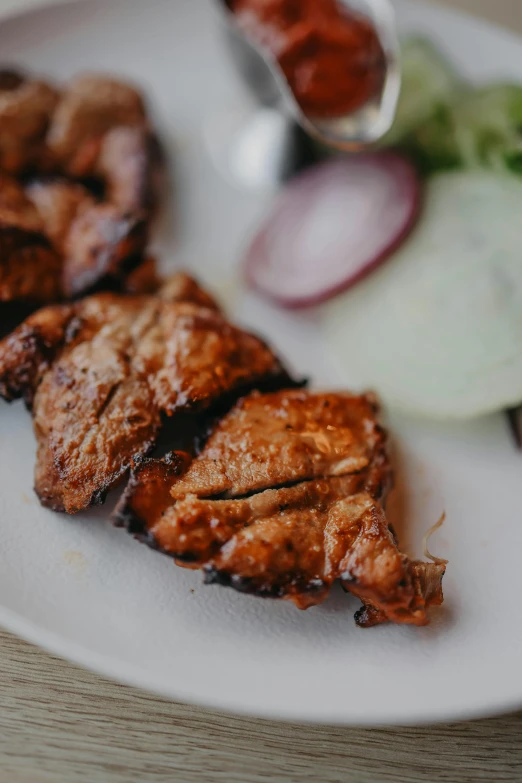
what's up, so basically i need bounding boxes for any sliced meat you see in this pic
[170,389,386,499]
[0,69,59,175]
[47,75,147,173]
[0,174,62,306]
[0,273,296,513]
[115,390,445,626]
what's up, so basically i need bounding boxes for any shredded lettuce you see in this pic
[385,38,522,178]
[408,83,522,175]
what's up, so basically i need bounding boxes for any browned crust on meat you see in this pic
[0,302,74,404]
[354,562,445,628]
[115,453,193,542]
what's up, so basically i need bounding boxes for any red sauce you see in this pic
[230,0,385,119]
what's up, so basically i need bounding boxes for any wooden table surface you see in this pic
[2,1,522,782]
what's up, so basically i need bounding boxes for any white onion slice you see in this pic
[325,170,522,419]
[244,154,422,308]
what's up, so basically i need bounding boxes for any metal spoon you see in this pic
[206,0,401,190]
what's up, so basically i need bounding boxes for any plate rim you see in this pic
[3,602,522,726]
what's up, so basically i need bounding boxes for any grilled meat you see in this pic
[26,180,149,298]
[46,75,160,214]
[116,390,445,626]
[0,69,161,317]
[0,177,149,307]
[0,69,59,175]
[0,274,296,513]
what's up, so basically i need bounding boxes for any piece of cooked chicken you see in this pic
[0,273,297,513]
[26,179,150,298]
[45,75,161,216]
[0,176,150,314]
[0,68,59,175]
[115,390,445,627]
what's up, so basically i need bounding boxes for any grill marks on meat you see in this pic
[33,300,162,511]
[116,391,445,626]
[0,274,295,513]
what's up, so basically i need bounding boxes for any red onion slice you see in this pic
[244,154,422,308]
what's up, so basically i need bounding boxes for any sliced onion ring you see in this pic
[244,154,422,308]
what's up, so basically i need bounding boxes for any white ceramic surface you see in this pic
[1,0,522,726]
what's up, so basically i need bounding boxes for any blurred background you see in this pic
[0,0,520,30]
[443,0,522,31]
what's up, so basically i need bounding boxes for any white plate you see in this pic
[2,0,522,726]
